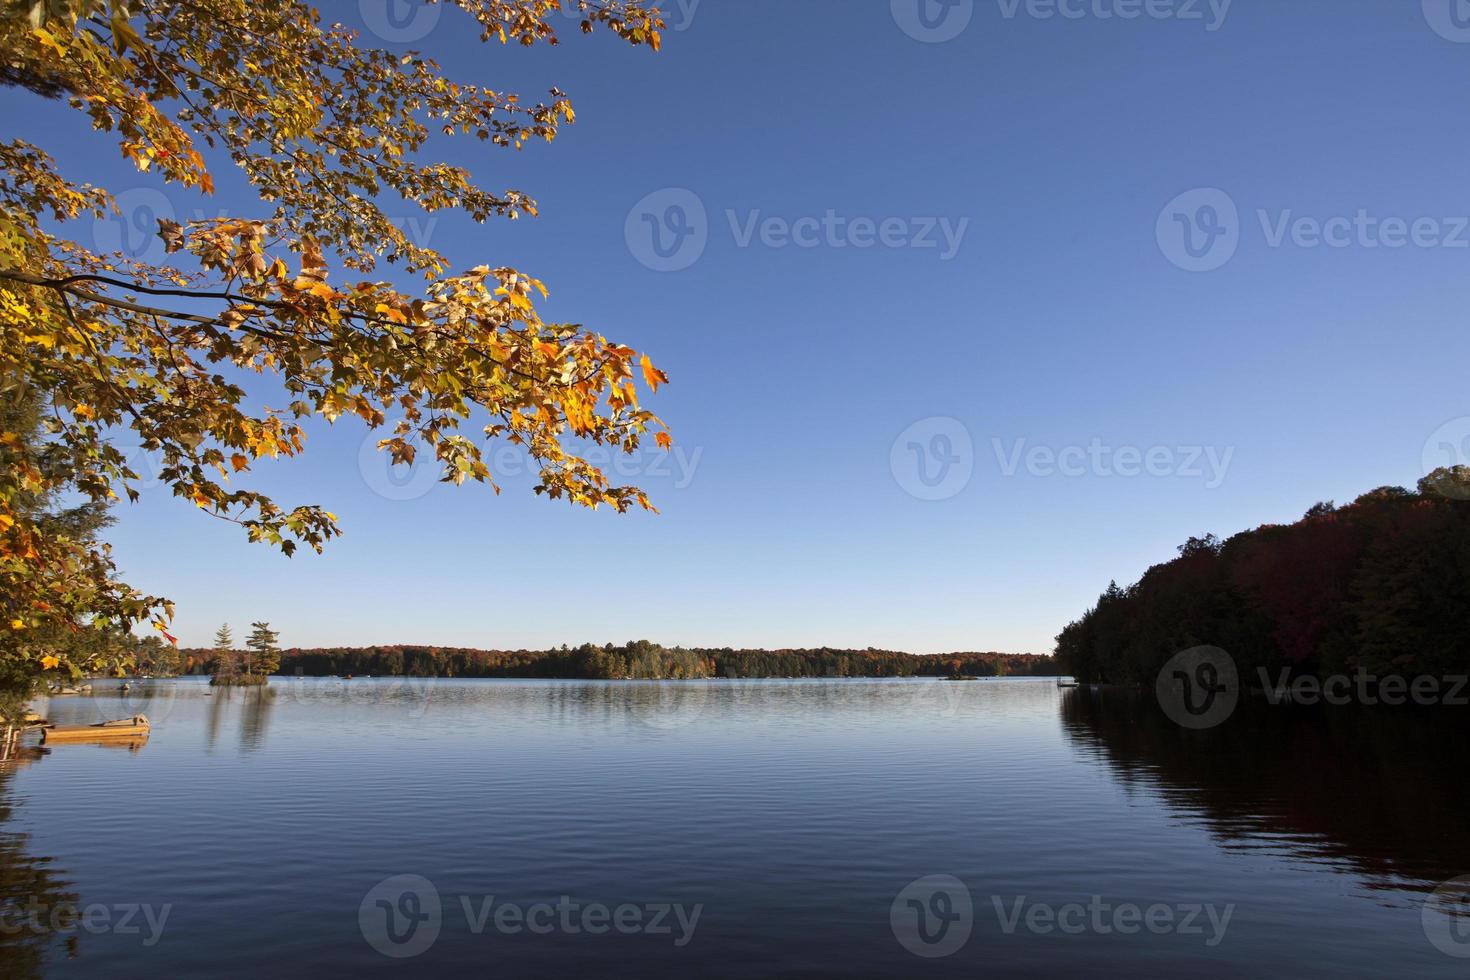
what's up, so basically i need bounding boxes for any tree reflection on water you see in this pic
[0,751,79,979]
[1060,687,1470,895]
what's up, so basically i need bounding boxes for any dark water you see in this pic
[2,677,1467,978]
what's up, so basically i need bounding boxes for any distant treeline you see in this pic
[178,639,1054,680]
[1055,471,1470,685]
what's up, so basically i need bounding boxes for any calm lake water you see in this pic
[3,677,1467,977]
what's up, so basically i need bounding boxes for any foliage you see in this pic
[1054,472,1470,683]
[177,641,1057,680]
[244,620,279,676]
[0,1,669,701]
[0,385,158,698]
[209,671,266,687]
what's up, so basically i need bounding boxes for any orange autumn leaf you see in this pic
[640,354,668,392]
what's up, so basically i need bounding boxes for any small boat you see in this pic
[944,675,979,681]
[43,715,150,743]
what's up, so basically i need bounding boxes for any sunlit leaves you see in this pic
[0,0,672,664]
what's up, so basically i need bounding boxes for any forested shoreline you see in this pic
[175,640,1055,680]
[1055,471,1470,685]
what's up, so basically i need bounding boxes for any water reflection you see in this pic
[1060,687,1470,895]
[203,686,276,753]
[0,755,78,978]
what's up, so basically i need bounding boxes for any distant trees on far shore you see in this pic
[174,639,1055,681]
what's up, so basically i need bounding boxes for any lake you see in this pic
[3,677,1467,977]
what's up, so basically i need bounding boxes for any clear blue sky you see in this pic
[8,0,1470,653]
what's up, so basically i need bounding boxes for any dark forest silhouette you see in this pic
[1055,470,1470,685]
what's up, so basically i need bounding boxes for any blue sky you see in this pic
[9,0,1470,653]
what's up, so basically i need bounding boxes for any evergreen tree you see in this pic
[0,387,135,723]
[210,623,235,677]
[245,622,281,677]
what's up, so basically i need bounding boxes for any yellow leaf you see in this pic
[230,453,249,472]
[41,655,59,670]
[10,619,25,630]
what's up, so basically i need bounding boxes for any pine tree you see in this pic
[245,622,281,677]
[210,623,235,677]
